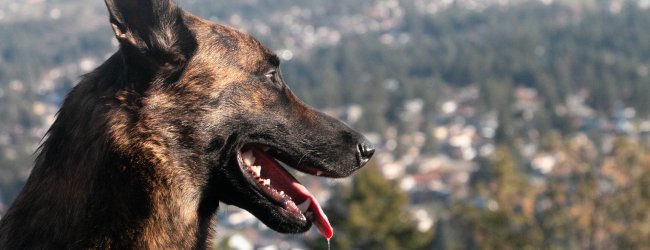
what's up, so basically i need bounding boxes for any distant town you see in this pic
[2,0,650,249]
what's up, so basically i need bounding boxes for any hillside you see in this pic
[1,0,650,248]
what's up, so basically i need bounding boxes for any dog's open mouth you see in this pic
[236,144,333,239]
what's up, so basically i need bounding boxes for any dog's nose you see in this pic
[358,140,375,164]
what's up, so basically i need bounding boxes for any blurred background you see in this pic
[2,0,650,249]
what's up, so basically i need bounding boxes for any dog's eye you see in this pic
[265,70,276,79]
[264,69,281,87]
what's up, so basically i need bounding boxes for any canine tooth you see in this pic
[242,150,255,165]
[316,170,323,176]
[252,166,261,176]
[262,179,270,186]
[279,191,285,196]
[297,199,311,213]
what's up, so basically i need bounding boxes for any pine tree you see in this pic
[449,146,542,249]
[304,162,433,249]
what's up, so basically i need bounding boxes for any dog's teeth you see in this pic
[279,191,285,196]
[252,166,261,176]
[298,199,311,213]
[316,170,323,176]
[242,150,255,165]
[262,179,270,186]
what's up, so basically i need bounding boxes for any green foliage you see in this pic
[447,146,542,249]
[447,137,650,249]
[305,161,433,249]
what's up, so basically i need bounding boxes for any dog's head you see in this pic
[104,0,374,238]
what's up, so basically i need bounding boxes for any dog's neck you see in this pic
[0,52,216,249]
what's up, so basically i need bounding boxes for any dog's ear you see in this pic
[104,0,195,75]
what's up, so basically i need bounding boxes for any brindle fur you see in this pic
[0,0,373,249]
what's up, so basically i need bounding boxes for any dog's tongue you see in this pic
[252,148,334,239]
[289,182,333,239]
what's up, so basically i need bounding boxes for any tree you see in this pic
[304,162,433,249]
[448,146,542,249]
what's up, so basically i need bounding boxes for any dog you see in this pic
[0,0,374,248]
